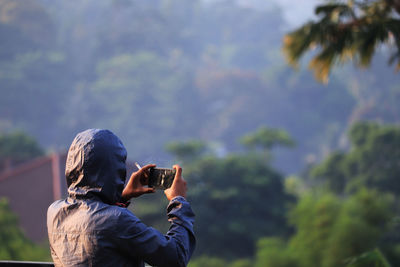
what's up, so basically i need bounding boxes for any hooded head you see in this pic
[65,129,127,204]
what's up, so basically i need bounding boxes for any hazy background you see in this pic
[1,0,398,174]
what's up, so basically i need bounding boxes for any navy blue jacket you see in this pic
[47,129,195,266]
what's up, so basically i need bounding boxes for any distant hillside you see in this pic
[0,0,399,174]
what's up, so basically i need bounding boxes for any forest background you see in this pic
[1,0,400,266]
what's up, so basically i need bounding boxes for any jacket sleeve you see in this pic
[115,196,196,267]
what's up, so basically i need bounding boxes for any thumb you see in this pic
[173,164,182,178]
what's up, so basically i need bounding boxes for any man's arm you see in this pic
[116,196,195,267]
[117,164,195,267]
[165,196,196,264]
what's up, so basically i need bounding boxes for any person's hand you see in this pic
[164,165,187,201]
[122,164,156,200]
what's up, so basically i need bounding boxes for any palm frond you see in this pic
[309,46,337,83]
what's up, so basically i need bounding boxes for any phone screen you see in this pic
[148,168,176,189]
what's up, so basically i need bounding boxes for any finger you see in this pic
[142,164,156,170]
[140,164,156,178]
[173,164,182,178]
[171,166,182,188]
[145,187,156,194]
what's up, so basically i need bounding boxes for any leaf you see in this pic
[283,1,400,83]
[309,46,336,83]
[345,248,392,267]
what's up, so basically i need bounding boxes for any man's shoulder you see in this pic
[48,198,135,218]
[47,198,141,232]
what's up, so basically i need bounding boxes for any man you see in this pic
[47,129,195,267]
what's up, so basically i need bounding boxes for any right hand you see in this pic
[164,165,187,201]
[122,164,156,200]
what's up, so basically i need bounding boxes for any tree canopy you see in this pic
[283,0,400,83]
[0,131,44,172]
[311,121,400,195]
[253,189,394,267]
[185,122,400,265]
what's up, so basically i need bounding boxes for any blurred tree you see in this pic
[188,256,228,267]
[254,237,298,267]
[0,22,34,60]
[188,256,252,267]
[345,248,391,267]
[0,0,371,176]
[254,189,394,267]
[0,51,71,145]
[165,140,207,163]
[229,259,253,267]
[240,126,295,151]
[308,121,400,265]
[183,154,292,259]
[167,127,295,259]
[0,131,44,172]
[311,122,400,195]
[0,198,50,261]
[0,0,55,50]
[283,0,400,83]
[89,51,193,160]
[316,190,393,267]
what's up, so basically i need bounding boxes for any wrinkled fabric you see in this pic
[47,129,195,267]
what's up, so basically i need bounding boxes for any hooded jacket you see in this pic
[47,129,195,267]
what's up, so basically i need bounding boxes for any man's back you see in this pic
[48,198,145,266]
[47,129,195,267]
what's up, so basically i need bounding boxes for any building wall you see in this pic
[0,154,67,243]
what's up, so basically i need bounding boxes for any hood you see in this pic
[65,129,127,204]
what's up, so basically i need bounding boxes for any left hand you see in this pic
[122,164,156,200]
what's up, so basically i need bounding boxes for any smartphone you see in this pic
[148,167,176,189]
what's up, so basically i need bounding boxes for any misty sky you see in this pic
[209,0,320,26]
[276,0,319,26]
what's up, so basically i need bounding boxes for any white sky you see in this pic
[207,0,321,27]
[276,0,320,26]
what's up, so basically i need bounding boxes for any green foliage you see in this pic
[170,128,294,259]
[0,198,50,261]
[310,152,347,193]
[0,50,72,144]
[254,238,298,267]
[88,51,190,160]
[165,140,207,163]
[311,122,400,195]
[0,0,55,49]
[1,0,391,177]
[253,189,394,267]
[0,131,44,171]
[345,248,391,267]
[188,256,252,267]
[283,0,400,83]
[319,189,393,267]
[186,154,292,259]
[304,122,400,266]
[188,256,228,267]
[288,193,341,267]
[230,258,253,267]
[240,126,295,151]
